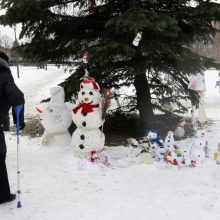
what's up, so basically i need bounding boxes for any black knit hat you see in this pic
[0,51,9,63]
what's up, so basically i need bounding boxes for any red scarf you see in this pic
[72,103,99,114]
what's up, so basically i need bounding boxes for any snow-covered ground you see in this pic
[1,67,220,220]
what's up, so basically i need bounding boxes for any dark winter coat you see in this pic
[0,58,25,153]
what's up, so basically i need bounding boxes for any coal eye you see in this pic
[89,91,93,95]
[49,109,53,112]
[82,91,85,95]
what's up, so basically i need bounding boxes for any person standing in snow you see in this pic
[0,51,25,205]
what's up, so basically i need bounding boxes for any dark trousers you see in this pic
[0,132,11,202]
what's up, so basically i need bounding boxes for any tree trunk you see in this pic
[134,70,154,132]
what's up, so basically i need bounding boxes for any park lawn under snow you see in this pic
[0,66,220,220]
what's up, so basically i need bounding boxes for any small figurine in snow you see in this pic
[164,131,175,152]
[195,128,209,157]
[98,148,110,166]
[72,77,105,161]
[132,31,142,47]
[216,143,220,165]
[37,86,72,146]
[164,146,183,167]
[190,129,208,166]
[138,138,153,164]
[165,151,179,166]
[144,130,164,162]
[127,138,139,157]
[127,138,139,148]
[174,118,186,138]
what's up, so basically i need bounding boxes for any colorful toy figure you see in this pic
[138,138,154,164]
[216,143,220,165]
[144,130,164,162]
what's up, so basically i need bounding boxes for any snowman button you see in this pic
[80,135,85,140]
[83,113,87,116]
[82,122,86,127]
[79,144,84,149]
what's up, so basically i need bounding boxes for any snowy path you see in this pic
[11,66,70,116]
[0,68,220,220]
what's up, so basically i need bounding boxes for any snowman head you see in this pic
[78,77,101,105]
[78,87,101,105]
[167,131,174,138]
[196,129,206,138]
[80,77,100,91]
[145,130,158,140]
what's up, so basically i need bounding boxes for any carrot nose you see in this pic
[36,107,43,113]
[84,97,89,101]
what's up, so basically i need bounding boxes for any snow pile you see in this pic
[0,68,220,220]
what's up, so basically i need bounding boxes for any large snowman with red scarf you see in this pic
[72,77,105,160]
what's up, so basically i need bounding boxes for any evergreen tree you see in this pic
[1,0,220,130]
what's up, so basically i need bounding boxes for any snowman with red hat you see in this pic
[72,77,105,161]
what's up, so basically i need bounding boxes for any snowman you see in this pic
[72,77,105,161]
[164,131,175,152]
[195,128,209,157]
[190,129,207,166]
[37,86,72,146]
[144,130,164,161]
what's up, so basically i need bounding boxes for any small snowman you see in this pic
[195,128,209,157]
[190,129,207,166]
[138,138,153,164]
[72,77,105,161]
[37,86,72,146]
[174,118,186,138]
[164,131,175,152]
[145,130,164,162]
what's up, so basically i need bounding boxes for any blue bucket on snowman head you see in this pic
[144,129,158,137]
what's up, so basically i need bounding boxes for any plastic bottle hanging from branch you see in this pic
[132,31,143,47]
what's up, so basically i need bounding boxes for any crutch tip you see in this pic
[17,201,22,208]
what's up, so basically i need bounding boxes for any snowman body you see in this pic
[190,138,206,165]
[164,131,175,152]
[72,78,105,159]
[39,87,72,146]
[41,104,72,145]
